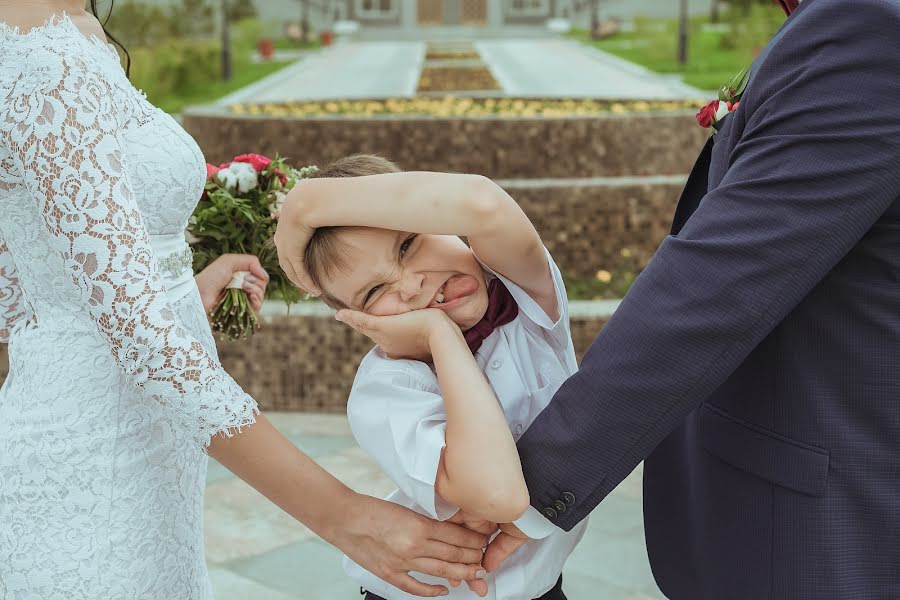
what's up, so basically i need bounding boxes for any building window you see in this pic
[356,0,398,18]
[507,0,550,17]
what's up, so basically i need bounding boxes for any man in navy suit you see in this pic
[485,0,900,598]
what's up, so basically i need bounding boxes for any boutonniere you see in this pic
[696,68,749,131]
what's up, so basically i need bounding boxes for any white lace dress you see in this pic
[0,16,258,599]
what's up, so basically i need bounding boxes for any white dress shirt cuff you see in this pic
[513,505,561,540]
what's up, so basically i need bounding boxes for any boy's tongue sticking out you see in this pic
[433,274,480,308]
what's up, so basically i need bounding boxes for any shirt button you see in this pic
[562,492,576,506]
[542,506,558,520]
[514,423,523,434]
[491,360,502,369]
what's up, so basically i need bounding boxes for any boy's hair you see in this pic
[305,154,401,309]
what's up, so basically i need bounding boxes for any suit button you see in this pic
[562,492,576,506]
[542,506,558,520]
[553,500,567,513]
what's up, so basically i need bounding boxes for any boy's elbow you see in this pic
[466,176,507,229]
[481,482,530,523]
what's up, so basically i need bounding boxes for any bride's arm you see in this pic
[208,413,490,596]
[1,49,488,595]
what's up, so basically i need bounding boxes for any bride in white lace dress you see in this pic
[0,3,496,599]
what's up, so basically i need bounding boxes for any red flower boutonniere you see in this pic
[696,68,750,131]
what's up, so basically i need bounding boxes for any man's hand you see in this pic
[333,495,489,597]
[482,522,529,572]
[445,511,498,597]
[335,308,457,362]
[194,253,269,314]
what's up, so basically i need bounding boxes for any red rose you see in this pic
[233,153,272,172]
[205,163,220,180]
[274,167,288,185]
[696,100,719,128]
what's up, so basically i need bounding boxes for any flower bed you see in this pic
[229,97,702,118]
[416,66,501,93]
[425,50,481,61]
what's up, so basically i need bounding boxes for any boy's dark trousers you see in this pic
[362,575,566,600]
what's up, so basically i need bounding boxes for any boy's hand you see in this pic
[335,308,457,361]
[273,187,320,295]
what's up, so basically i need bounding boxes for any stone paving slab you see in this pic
[205,413,665,599]
[476,39,703,100]
[217,41,425,105]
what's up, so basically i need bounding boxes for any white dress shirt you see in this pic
[343,248,586,600]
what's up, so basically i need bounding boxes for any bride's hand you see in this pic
[194,254,269,314]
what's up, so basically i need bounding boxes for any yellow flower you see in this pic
[595,270,612,283]
[620,248,632,258]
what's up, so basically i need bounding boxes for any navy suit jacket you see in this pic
[517,1,900,598]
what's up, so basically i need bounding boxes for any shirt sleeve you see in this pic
[477,246,571,348]
[0,49,257,448]
[347,358,458,520]
[0,239,29,343]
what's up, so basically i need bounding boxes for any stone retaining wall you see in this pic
[0,311,609,413]
[506,178,684,278]
[183,109,707,180]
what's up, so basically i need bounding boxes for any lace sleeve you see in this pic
[0,50,258,447]
[0,239,28,343]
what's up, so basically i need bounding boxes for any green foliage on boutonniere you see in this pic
[718,68,750,105]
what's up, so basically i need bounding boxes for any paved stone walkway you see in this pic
[217,38,701,106]
[476,39,702,99]
[204,413,665,600]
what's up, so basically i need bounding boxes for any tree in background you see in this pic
[678,0,689,65]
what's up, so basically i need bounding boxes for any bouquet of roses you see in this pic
[190,153,319,340]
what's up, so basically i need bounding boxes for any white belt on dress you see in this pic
[150,233,196,304]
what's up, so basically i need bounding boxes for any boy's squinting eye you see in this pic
[363,235,417,307]
[400,234,417,257]
[363,284,382,305]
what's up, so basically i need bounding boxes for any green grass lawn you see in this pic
[154,59,294,114]
[570,7,782,91]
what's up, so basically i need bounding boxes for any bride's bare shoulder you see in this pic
[0,11,107,42]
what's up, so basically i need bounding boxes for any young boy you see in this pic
[278,155,587,600]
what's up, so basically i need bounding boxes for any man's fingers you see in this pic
[423,540,485,565]
[429,519,490,550]
[409,558,486,583]
[386,573,449,598]
[482,532,528,573]
[465,578,489,598]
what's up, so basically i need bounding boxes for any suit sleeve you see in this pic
[516,0,900,530]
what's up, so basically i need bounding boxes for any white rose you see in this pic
[714,100,730,122]
[216,162,259,193]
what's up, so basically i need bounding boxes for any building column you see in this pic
[402,0,417,30]
[487,0,504,26]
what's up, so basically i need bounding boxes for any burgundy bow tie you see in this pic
[464,278,519,354]
[776,0,800,15]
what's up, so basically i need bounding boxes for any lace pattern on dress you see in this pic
[0,20,258,448]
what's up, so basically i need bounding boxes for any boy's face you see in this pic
[322,228,489,330]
